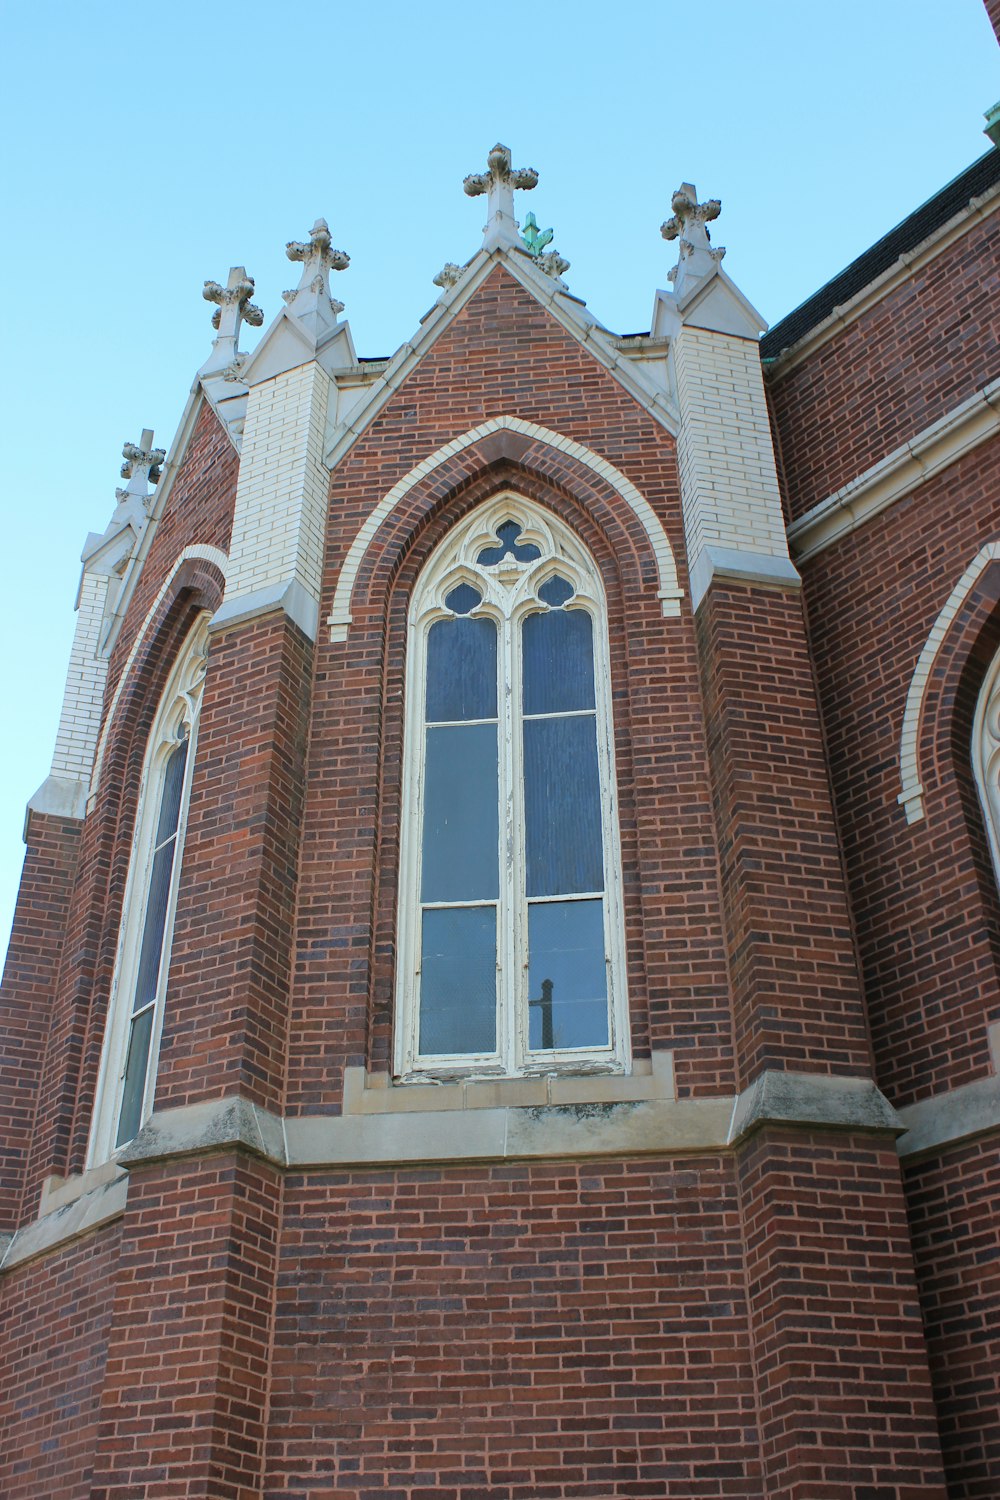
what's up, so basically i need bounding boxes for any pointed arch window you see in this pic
[88,618,209,1162]
[973,643,1000,890]
[395,496,630,1079]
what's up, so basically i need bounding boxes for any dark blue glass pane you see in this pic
[154,741,188,848]
[522,609,595,716]
[444,583,482,615]
[116,1005,155,1146]
[422,724,499,902]
[528,900,608,1050]
[132,839,177,1013]
[426,616,497,723]
[420,906,497,1055]
[476,520,542,566]
[524,715,603,896]
[537,575,574,608]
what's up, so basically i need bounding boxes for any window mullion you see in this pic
[505,604,528,1074]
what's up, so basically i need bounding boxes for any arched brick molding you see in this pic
[327,417,683,641]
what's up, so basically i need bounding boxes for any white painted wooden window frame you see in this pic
[394,494,631,1082]
[87,617,210,1164]
[973,643,1000,892]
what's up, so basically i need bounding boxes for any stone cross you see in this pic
[661,184,725,295]
[464,143,538,251]
[201,267,264,374]
[284,218,350,316]
[115,429,165,506]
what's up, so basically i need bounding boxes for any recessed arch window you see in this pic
[973,642,1000,890]
[395,495,630,1080]
[88,617,209,1162]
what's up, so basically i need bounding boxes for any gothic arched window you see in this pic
[973,643,1000,890]
[88,618,209,1162]
[395,496,630,1080]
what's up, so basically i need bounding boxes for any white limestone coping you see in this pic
[898,540,1000,824]
[765,180,1000,378]
[327,415,684,641]
[688,545,801,611]
[209,575,319,643]
[12,1064,1000,1275]
[23,773,89,838]
[788,377,1000,564]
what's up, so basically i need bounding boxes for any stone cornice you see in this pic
[764,181,1000,379]
[787,377,1000,562]
[16,1065,1000,1275]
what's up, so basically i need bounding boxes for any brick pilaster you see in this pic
[89,1152,280,1498]
[0,810,81,1229]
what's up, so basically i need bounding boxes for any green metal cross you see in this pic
[521,211,554,257]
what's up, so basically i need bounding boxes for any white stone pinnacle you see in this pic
[200,266,264,377]
[282,219,350,341]
[464,143,538,252]
[115,429,164,507]
[661,183,726,300]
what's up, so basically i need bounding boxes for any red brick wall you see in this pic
[291,265,738,1110]
[904,1133,1000,1498]
[696,585,872,1087]
[0,1221,120,1498]
[796,437,1000,1105]
[268,1157,761,1497]
[986,0,1000,44]
[768,209,1000,522]
[0,811,80,1229]
[737,1131,946,1498]
[90,1154,280,1498]
[156,612,313,1112]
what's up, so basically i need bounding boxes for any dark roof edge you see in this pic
[760,147,1000,363]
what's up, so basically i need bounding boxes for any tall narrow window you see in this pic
[89,618,209,1162]
[395,497,629,1079]
[973,643,1000,890]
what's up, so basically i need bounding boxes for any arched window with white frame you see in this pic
[973,642,1000,891]
[88,616,209,1162]
[395,495,630,1080]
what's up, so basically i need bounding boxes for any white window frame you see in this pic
[88,617,209,1164]
[973,643,1000,890]
[394,494,631,1081]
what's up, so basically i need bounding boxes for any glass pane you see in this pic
[476,521,542,566]
[420,906,497,1055]
[131,839,177,1013]
[422,724,499,902]
[522,609,596,716]
[524,715,603,896]
[426,616,497,723]
[116,1005,155,1146]
[537,575,574,608]
[444,583,482,615]
[528,900,608,1050]
[154,741,188,848]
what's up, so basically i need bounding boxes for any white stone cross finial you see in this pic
[464,143,538,251]
[283,218,350,316]
[200,266,264,376]
[115,429,165,507]
[661,184,725,297]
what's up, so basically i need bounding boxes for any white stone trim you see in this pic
[898,542,1000,824]
[210,576,319,642]
[89,544,229,803]
[687,546,801,608]
[327,416,683,640]
[789,378,1000,562]
[972,645,1000,889]
[896,1072,1000,1158]
[765,180,1000,377]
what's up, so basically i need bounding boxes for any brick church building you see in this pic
[2,15,999,1498]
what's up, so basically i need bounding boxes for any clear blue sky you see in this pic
[1,0,997,965]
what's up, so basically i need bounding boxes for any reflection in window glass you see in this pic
[528,900,608,1050]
